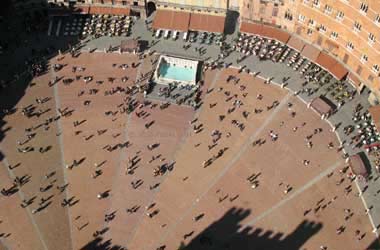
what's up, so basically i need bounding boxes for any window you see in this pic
[324,5,332,14]
[373,64,380,73]
[347,41,354,50]
[319,24,327,33]
[357,65,363,75]
[360,54,368,63]
[272,7,279,17]
[303,0,309,4]
[296,26,302,35]
[343,54,349,63]
[317,35,323,45]
[354,21,362,32]
[307,28,313,35]
[336,11,344,21]
[308,19,316,27]
[122,0,127,5]
[369,33,376,45]
[298,14,306,23]
[359,2,368,14]
[375,14,380,24]
[284,10,293,20]
[133,0,138,5]
[330,31,338,40]
[259,6,265,14]
[313,0,320,8]
[368,75,374,82]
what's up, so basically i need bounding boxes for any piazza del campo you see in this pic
[0,0,380,249]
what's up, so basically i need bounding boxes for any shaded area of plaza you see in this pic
[181,208,322,250]
[80,208,323,250]
[0,3,83,164]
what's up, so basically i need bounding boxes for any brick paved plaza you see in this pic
[0,50,378,250]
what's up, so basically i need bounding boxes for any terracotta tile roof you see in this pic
[330,62,348,80]
[189,13,225,33]
[152,9,173,30]
[286,36,306,52]
[315,52,348,80]
[172,11,191,32]
[301,44,321,62]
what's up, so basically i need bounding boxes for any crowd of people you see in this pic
[0,8,379,250]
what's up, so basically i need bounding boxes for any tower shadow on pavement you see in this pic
[80,237,125,250]
[79,207,323,250]
[0,2,82,162]
[179,207,323,250]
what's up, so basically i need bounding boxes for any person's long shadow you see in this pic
[179,207,323,250]
[0,2,82,162]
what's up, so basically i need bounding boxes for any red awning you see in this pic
[287,36,306,52]
[368,105,380,133]
[153,11,225,33]
[349,154,369,179]
[316,52,336,71]
[261,25,290,44]
[330,62,348,80]
[88,6,130,15]
[240,22,264,36]
[301,44,320,62]
[189,13,225,33]
[309,97,334,116]
[315,52,348,80]
[152,10,190,32]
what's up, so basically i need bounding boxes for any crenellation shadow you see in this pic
[79,207,323,250]
[180,207,323,250]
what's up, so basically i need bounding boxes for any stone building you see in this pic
[15,0,380,102]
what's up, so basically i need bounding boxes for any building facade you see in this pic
[30,0,380,101]
[238,0,380,101]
